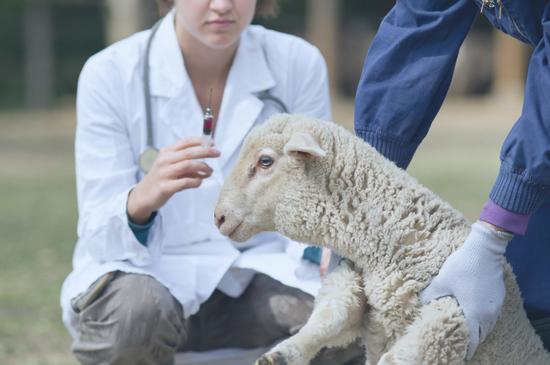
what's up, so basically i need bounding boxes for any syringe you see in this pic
[202,88,214,147]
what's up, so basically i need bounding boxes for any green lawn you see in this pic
[0,96,520,364]
[0,109,77,365]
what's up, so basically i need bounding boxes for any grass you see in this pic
[0,96,521,364]
[0,108,77,365]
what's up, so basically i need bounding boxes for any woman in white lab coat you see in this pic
[60,1,359,364]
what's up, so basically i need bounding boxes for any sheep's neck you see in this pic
[282,128,469,279]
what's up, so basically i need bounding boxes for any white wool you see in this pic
[218,114,550,365]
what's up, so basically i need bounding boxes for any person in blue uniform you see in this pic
[355,0,550,359]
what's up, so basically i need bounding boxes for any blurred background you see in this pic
[0,0,530,363]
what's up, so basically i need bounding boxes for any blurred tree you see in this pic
[0,0,105,109]
[53,2,105,103]
[0,0,505,109]
[105,0,158,44]
[0,1,25,108]
[306,0,339,92]
[338,1,393,96]
[24,0,54,109]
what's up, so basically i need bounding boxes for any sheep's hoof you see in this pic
[254,352,288,365]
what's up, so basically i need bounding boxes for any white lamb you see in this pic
[214,114,550,365]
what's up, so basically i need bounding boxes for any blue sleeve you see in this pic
[127,211,157,246]
[354,0,478,169]
[302,246,322,264]
[489,6,550,214]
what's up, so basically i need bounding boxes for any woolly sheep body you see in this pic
[216,114,550,365]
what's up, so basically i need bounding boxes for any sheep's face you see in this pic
[215,145,283,242]
[215,117,327,243]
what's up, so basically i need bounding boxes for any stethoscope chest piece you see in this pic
[139,147,159,173]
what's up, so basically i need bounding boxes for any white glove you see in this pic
[419,221,513,360]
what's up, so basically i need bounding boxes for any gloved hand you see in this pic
[419,221,513,359]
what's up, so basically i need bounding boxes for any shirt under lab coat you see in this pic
[61,11,331,337]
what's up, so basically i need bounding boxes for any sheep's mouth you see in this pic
[226,220,243,239]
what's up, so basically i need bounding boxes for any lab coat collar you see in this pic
[149,11,277,168]
[148,10,187,97]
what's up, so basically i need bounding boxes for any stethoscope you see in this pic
[139,20,288,173]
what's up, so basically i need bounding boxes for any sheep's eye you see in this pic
[258,155,274,169]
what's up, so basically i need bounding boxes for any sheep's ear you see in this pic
[283,132,326,157]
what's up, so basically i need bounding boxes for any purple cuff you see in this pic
[479,200,530,235]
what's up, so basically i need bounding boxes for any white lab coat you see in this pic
[61,11,331,337]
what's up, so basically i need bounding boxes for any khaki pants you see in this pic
[71,272,364,365]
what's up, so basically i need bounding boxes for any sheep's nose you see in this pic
[214,212,225,229]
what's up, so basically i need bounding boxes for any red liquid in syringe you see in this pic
[202,88,214,147]
[202,106,213,147]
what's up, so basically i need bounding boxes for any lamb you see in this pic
[214,114,550,365]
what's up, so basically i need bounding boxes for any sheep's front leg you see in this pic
[255,260,366,365]
[376,297,468,365]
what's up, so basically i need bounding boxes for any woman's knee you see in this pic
[73,273,185,364]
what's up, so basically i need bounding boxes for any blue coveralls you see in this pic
[354,0,550,348]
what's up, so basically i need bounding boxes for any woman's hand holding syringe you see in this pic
[128,137,220,224]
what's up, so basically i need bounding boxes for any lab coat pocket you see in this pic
[71,271,118,314]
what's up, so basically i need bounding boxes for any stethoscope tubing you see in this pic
[143,20,163,150]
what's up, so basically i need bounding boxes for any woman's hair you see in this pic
[156,0,280,18]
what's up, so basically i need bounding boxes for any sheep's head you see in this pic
[215,114,331,243]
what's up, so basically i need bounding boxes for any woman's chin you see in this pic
[202,34,240,50]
